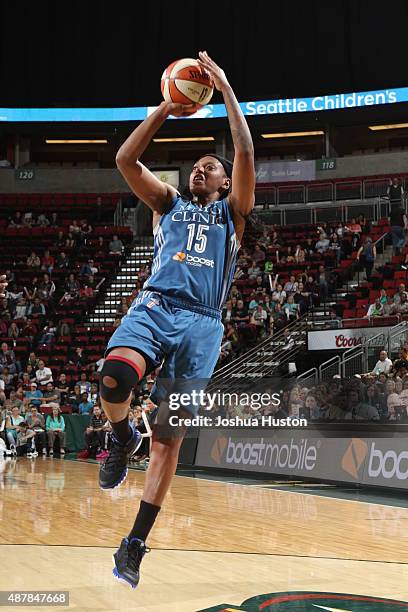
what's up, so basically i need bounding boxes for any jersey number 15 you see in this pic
[186,224,209,254]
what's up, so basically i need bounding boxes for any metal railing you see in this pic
[213,315,309,382]
[314,321,408,381]
[296,367,318,386]
[319,355,341,381]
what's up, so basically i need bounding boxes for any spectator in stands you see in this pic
[345,218,362,249]
[356,237,376,279]
[37,213,50,227]
[371,350,393,375]
[15,298,28,320]
[76,372,91,395]
[15,421,36,457]
[55,373,70,405]
[22,212,33,228]
[389,199,407,254]
[317,265,330,302]
[294,244,306,263]
[24,382,43,408]
[252,243,265,264]
[0,367,14,394]
[67,384,82,413]
[69,219,82,241]
[24,405,47,455]
[247,260,261,280]
[393,283,407,304]
[109,234,124,256]
[283,295,299,321]
[40,382,61,409]
[35,360,53,385]
[250,303,268,335]
[0,298,11,320]
[79,284,94,300]
[68,347,86,368]
[55,231,66,249]
[284,275,298,295]
[8,321,20,339]
[304,275,319,307]
[78,392,93,415]
[4,406,24,447]
[24,277,39,302]
[80,405,105,459]
[41,250,55,274]
[50,213,58,227]
[0,342,19,375]
[0,318,7,338]
[8,211,23,228]
[80,219,93,241]
[37,274,55,302]
[45,406,65,455]
[232,299,250,327]
[38,320,57,346]
[366,298,384,318]
[57,320,71,338]
[65,232,76,249]
[329,233,341,263]
[27,297,46,319]
[315,232,330,254]
[27,251,41,268]
[55,251,70,270]
[387,177,404,203]
[95,236,106,257]
[65,273,80,296]
[391,292,408,315]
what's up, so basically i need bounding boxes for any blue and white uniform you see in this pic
[106,194,240,409]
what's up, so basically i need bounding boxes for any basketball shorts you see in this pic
[105,290,224,415]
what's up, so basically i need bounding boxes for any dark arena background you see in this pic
[0,2,407,611]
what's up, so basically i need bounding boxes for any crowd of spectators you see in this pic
[0,345,155,458]
[217,218,372,363]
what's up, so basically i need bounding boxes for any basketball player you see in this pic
[98,51,255,588]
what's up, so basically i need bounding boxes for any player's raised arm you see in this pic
[115,102,193,214]
[198,51,255,232]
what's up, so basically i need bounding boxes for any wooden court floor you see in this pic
[0,456,407,611]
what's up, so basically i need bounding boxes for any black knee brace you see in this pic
[99,356,140,403]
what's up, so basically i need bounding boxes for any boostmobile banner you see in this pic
[195,429,408,490]
[307,326,393,350]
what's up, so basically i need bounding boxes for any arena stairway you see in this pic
[212,315,309,384]
[87,238,154,325]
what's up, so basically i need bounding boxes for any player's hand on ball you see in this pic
[160,101,196,117]
[197,51,229,91]
[0,275,8,297]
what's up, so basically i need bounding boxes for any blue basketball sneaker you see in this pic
[112,537,150,589]
[99,425,142,490]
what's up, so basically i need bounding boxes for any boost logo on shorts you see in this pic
[172,251,215,268]
[198,591,408,611]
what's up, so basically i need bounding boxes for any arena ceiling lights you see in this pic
[368,123,408,131]
[153,136,214,143]
[261,131,324,138]
[45,139,108,144]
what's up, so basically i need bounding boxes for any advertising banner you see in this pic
[307,326,393,350]
[195,429,408,490]
[0,86,405,122]
[255,161,315,183]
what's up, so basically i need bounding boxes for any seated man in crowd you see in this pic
[78,405,108,460]
[35,360,53,385]
[371,350,393,375]
[109,235,124,255]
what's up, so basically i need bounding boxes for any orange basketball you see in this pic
[161,58,214,115]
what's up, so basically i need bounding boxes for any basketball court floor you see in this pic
[0,456,407,611]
